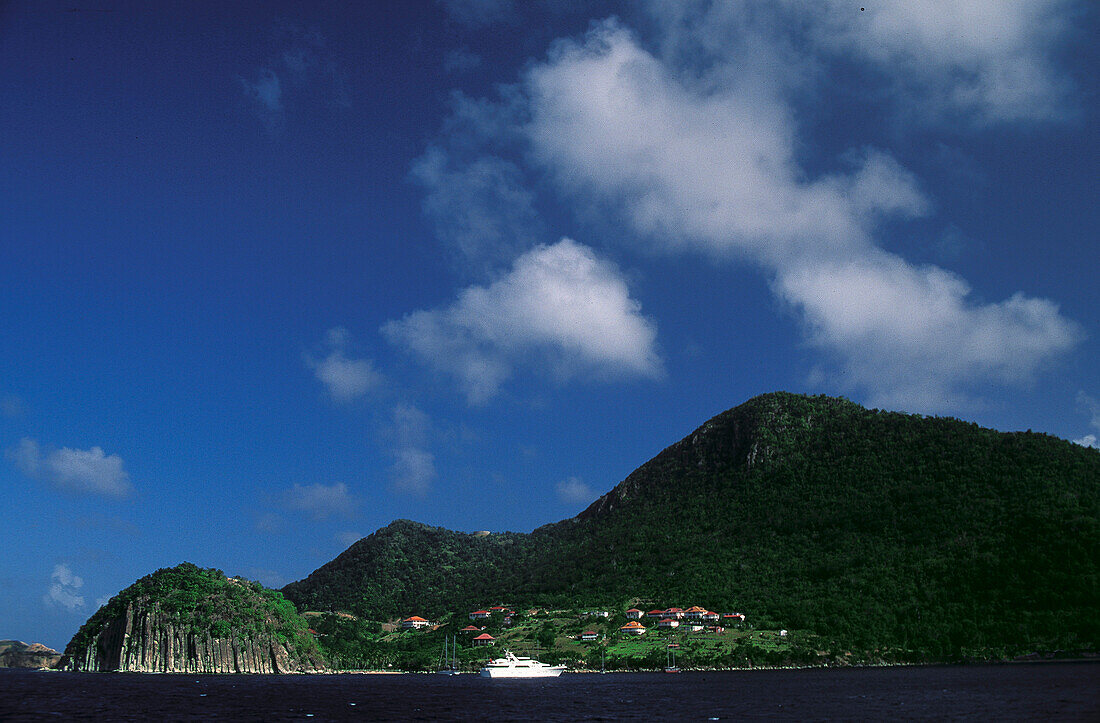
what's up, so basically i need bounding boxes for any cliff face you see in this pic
[61,563,326,674]
[0,640,62,669]
[61,601,323,673]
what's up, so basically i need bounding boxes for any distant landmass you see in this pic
[0,640,61,669]
[283,392,1100,660]
[60,563,324,673]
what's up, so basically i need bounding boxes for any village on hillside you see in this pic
[304,600,816,671]
[398,604,752,646]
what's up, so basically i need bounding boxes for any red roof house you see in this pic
[401,616,430,629]
[625,608,643,619]
[472,633,496,646]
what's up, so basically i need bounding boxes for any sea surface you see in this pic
[2,662,1097,721]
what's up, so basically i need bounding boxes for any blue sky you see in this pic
[2,0,1097,648]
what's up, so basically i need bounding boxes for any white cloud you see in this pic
[383,238,662,404]
[813,0,1078,125]
[43,564,85,612]
[514,18,1080,413]
[774,254,1082,410]
[307,327,383,402]
[1076,435,1099,449]
[9,438,132,498]
[388,404,436,496]
[556,476,595,505]
[282,482,359,520]
[525,22,927,265]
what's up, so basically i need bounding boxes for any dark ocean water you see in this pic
[2,663,1097,721]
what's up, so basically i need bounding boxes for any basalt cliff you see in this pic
[61,563,325,673]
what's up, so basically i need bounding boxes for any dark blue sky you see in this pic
[2,0,1097,648]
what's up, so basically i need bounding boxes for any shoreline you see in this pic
[16,656,1096,676]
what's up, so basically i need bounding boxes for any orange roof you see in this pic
[404,616,428,622]
[620,621,645,629]
[473,633,495,640]
[461,625,480,631]
[625,608,641,612]
[686,606,707,613]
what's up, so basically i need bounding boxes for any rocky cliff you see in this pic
[61,563,325,673]
[0,640,62,669]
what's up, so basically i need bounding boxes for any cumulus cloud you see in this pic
[774,254,1082,410]
[383,238,662,404]
[307,327,383,402]
[812,0,1079,125]
[43,564,85,612]
[282,482,359,520]
[9,438,132,498]
[556,476,595,505]
[388,404,436,496]
[514,18,1080,412]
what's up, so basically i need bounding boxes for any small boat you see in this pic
[479,650,565,678]
[437,635,460,675]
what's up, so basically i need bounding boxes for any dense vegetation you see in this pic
[66,562,321,661]
[283,393,1100,662]
[307,607,816,672]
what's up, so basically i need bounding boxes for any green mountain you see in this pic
[63,562,325,672]
[282,392,1100,659]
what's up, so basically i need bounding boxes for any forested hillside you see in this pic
[282,393,1100,659]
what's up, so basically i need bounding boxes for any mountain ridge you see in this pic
[282,392,1099,658]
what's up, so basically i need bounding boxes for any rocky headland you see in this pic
[60,563,325,673]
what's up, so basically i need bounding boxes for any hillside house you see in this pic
[685,606,708,619]
[657,618,679,629]
[469,610,491,620]
[620,621,647,635]
[666,607,686,619]
[401,616,430,629]
[581,631,598,641]
[702,611,720,621]
[625,608,643,619]
[646,609,666,619]
[473,633,496,646]
[461,625,481,633]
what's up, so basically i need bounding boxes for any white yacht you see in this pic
[479,650,566,678]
